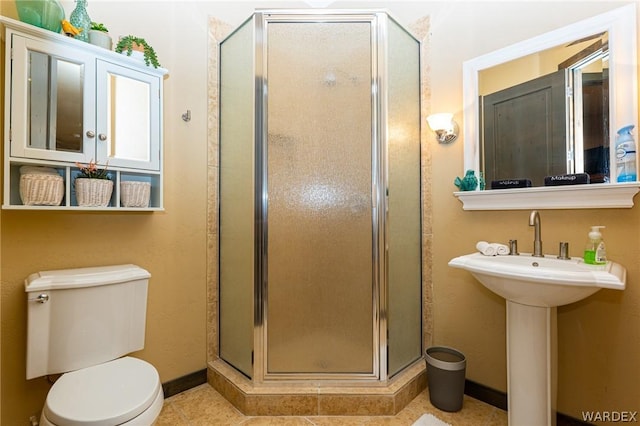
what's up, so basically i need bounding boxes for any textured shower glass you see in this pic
[265,21,374,374]
[386,19,423,376]
[218,11,422,381]
[218,19,255,378]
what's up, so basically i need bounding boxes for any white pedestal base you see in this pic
[507,301,557,426]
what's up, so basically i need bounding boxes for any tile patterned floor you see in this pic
[157,384,508,425]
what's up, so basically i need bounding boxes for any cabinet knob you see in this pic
[98,133,107,141]
[86,130,95,138]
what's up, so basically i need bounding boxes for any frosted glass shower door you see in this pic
[265,21,375,375]
[219,19,255,378]
[386,19,422,377]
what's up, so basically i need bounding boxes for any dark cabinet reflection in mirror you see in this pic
[479,32,609,187]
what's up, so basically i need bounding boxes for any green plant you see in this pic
[75,160,111,180]
[115,35,161,68]
[90,22,109,32]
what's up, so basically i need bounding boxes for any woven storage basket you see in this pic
[75,178,113,207]
[20,173,64,206]
[120,181,151,207]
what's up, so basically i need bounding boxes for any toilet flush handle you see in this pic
[29,293,49,304]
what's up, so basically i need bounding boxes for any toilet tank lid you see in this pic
[25,264,151,292]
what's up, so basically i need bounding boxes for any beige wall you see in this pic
[1,0,638,423]
[0,1,213,422]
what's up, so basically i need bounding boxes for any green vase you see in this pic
[16,0,65,33]
[69,0,91,42]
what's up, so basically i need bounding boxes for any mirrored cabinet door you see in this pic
[95,61,161,171]
[10,34,96,163]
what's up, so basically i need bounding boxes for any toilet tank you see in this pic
[25,264,151,380]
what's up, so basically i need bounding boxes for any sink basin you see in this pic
[450,251,626,425]
[449,253,626,307]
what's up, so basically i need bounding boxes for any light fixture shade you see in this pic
[427,113,459,144]
[427,113,453,130]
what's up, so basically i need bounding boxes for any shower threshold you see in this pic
[207,358,427,416]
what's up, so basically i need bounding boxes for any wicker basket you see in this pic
[75,178,113,207]
[20,173,64,206]
[120,181,151,208]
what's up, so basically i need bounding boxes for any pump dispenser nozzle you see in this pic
[589,226,605,240]
[584,226,607,265]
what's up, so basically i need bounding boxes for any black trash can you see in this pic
[425,346,466,412]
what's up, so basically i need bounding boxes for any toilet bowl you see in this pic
[40,357,164,426]
[25,265,164,425]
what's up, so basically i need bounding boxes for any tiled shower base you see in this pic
[158,382,508,426]
[207,359,428,416]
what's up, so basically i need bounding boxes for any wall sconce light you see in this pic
[427,113,459,144]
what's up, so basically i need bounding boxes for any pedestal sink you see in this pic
[449,252,626,426]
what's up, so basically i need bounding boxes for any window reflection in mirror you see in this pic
[479,32,609,186]
[107,73,151,162]
[28,51,84,153]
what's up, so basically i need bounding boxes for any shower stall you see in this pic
[218,10,422,385]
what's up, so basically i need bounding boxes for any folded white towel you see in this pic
[476,241,509,256]
[476,241,496,255]
[495,244,509,255]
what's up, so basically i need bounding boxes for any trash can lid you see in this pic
[425,346,466,371]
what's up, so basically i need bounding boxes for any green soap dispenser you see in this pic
[584,226,607,265]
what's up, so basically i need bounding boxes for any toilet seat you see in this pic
[42,356,163,426]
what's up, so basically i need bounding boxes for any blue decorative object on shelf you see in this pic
[16,0,65,33]
[454,170,479,191]
[69,0,91,42]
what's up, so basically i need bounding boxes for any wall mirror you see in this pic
[459,4,639,210]
[28,50,85,154]
[480,32,609,186]
[105,72,151,162]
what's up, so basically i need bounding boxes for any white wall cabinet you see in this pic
[2,17,168,210]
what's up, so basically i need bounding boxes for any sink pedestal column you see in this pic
[507,301,557,426]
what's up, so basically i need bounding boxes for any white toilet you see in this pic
[25,264,164,426]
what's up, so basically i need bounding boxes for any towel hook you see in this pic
[182,110,191,122]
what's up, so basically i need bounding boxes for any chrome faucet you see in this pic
[529,210,543,257]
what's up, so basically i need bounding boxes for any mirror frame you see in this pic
[458,4,639,210]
